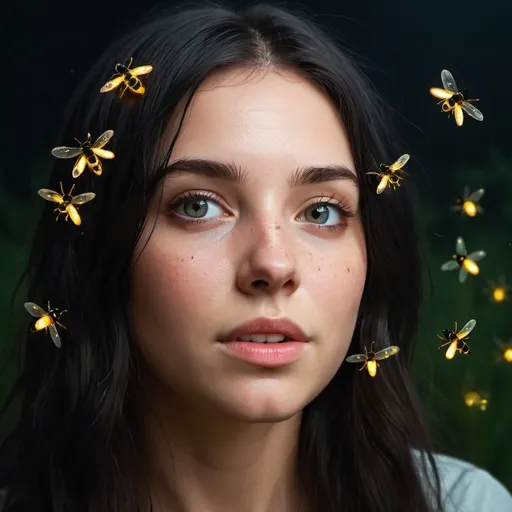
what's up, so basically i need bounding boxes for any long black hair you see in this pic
[1,1,444,510]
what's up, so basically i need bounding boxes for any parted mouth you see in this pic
[233,334,293,343]
[218,317,309,343]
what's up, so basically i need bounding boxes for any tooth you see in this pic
[265,334,286,343]
[245,334,267,342]
[238,334,286,343]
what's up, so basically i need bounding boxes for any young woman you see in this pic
[1,1,511,511]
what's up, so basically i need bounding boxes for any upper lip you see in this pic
[219,317,309,342]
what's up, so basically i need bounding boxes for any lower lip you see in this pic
[217,341,307,367]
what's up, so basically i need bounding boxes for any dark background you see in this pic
[5,0,512,492]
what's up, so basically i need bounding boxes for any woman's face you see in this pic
[130,67,366,421]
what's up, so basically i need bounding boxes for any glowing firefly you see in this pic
[38,182,95,226]
[345,341,400,377]
[52,130,115,178]
[437,318,475,360]
[366,154,409,194]
[450,186,485,217]
[100,57,153,97]
[483,276,510,303]
[464,391,488,411]
[24,301,66,348]
[441,236,485,283]
[494,338,512,364]
[430,69,483,126]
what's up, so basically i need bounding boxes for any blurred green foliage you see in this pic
[0,152,510,491]
[411,150,512,491]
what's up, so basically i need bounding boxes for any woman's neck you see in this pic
[134,378,310,512]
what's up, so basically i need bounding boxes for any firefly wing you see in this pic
[130,65,153,77]
[38,189,63,204]
[441,260,459,271]
[92,130,114,149]
[71,192,96,205]
[51,146,83,159]
[430,87,453,99]
[462,102,484,122]
[498,275,508,286]
[459,268,468,283]
[24,302,47,318]
[345,354,367,363]
[467,250,486,262]
[457,319,476,339]
[441,69,458,93]
[100,76,124,93]
[374,346,400,360]
[456,237,466,256]
[468,188,485,202]
[48,324,62,348]
[389,154,410,172]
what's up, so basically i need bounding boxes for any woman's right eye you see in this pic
[168,192,226,224]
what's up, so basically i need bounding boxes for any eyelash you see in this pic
[166,191,356,232]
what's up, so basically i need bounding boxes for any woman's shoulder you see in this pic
[413,449,512,511]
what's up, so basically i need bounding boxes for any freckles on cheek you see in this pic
[133,240,230,321]
[308,249,366,312]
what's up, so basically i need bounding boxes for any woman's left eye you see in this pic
[167,192,355,231]
[298,200,351,231]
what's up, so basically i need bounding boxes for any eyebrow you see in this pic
[159,157,359,189]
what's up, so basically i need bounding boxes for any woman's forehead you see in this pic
[168,67,355,176]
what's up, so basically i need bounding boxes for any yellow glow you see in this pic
[455,105,464,126]
[462,201,477,217]
[35,315,52,331]
[92,148,115,159]
[430,87,453,99]
[464,392,488,410]
[367,360,377,377]
[377,175,389,194]
[72,155,87,178]
[465,391,480,407]
[504,348,512,363]
[492,287,507,303]
[68,205,81,226]
[446,341,457,360]
[463,259,480,275]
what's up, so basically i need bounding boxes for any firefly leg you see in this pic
[56,309,68,330]
[437,337,451,348]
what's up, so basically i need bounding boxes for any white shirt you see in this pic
[0,453,510,510]
[423,452,512,511]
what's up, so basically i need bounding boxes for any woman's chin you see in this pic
[204,381,313,423]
